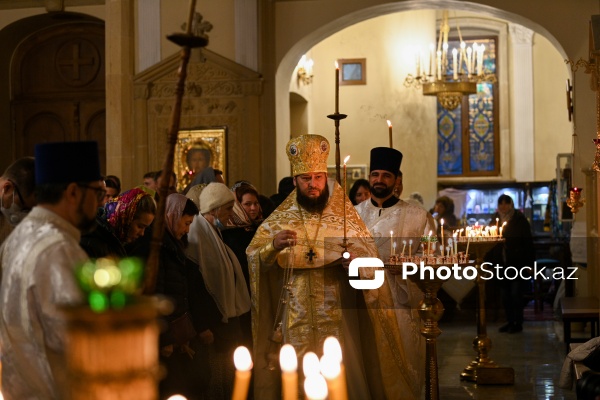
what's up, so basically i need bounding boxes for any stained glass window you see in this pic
[437,37,498,176]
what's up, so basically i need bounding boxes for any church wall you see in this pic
[0,5,104,30]
[532,33,572,182]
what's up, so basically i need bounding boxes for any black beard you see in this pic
[297,184,329,213]
[370,184,393,199]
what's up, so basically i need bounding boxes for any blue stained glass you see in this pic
[437,37,496,176]
[437,104,462,175]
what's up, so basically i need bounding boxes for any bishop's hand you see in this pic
[273,229,297,250]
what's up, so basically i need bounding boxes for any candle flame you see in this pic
[303,352,321,377]
[387,120,392,128]
[320,354,341,379]
[233,346,253,371]
[305,374,328,400]
[428,230,432,237]
[167,396,188,400]
[343,155,350,165]
[279,344,298,373]
[440,218,444,226]
[335,61,339,69]
[323,336,343,363]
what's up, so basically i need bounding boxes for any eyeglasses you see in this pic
[7,179,30,211]
[77,184,107,202]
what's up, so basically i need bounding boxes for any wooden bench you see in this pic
[561,296,600,352]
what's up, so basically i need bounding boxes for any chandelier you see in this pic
[296,54,314,85]
[404,11,496,110]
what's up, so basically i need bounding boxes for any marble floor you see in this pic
[436,305,577,400]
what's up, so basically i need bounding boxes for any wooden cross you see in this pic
[306,248,317,262]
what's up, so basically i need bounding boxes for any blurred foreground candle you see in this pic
[320,354,347,400]
[232,346,252,400]
[323,337,347,400]
[167,396,187,400]
[305,374,328,400]
[280,344,298,400]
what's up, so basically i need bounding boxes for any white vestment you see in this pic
[0,207,86,400]
[356,198,436,399]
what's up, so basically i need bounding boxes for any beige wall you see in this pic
[533,34,572,182]
[0,5,104,29]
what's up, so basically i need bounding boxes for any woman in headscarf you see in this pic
[186,182,251,400]
[155,193,211,400]
[80,187,156,258]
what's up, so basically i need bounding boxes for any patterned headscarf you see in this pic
[105,188,151,242]
[165,193,189,238]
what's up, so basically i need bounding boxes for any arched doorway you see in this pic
[0,13,105,173]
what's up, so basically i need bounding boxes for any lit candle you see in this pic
[323,336,347,400]
[466,46,472,76]
[500,221,507,237]
[471,43,478,76]
[429,43,435,76]
[416,52,421,77]
[303,352,320,378]
[408,239,413,257]
[448,238,453,257]
[167,396,188,400]
[401,240,406,256]
[305,374,328,400]
[343,155,350,242]
[232,346,253,400]
[440,219,444,256]
[280,344,298,400]
[387,120,393,148]
[459,41,466,75]
[335,62,340,113]
[427,230,432,255]
[390,231,394,256]
[320,354,346,400]
[477,44,485,76]
[436,50,442,80]
[465,234,471,260]
[452,48,458,80]
[495,218,499,237]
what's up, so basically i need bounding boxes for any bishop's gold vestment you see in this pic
[248,180,417,400]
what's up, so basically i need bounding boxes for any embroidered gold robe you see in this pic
[248,180,416,400]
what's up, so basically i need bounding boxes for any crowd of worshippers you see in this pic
[0,138,527,400]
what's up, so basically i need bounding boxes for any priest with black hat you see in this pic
[0,141,105,400]
[356,146,435,399]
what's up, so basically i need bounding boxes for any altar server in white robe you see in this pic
[0,141,104,400]
[356,147,436,397]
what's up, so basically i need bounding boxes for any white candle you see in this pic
[465,235,471,260]
[429,43,435,76]
[459,41,466,76]
[452,48,458,80]
[280,344,298,400]
[466,47,472,76]
[408,239,413,257]
[436,50,442,80]
[320,354,346,400]
[471,43,478,76]
[390,231,394,256]
[401,240,407,256]
[303,352,320,378]
[232,346,253,400]
[427,230,432,255]
[448,238,453,257]
[440,219,445,256]
[477,44,485,75]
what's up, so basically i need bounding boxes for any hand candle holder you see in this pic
[456,239,514,384]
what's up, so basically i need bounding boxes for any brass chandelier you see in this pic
[404,11,496,110]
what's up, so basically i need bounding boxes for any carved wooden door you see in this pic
[11,21,106,172]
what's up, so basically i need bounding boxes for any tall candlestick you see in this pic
[387,120,393,148]
[343,155,350,243]
[335,62,340,114]
[232,346,253,400]
[280,344,298,400]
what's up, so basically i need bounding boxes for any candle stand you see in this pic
[456,239,514,384]
[406,265,450,400]
[327,112,347,185]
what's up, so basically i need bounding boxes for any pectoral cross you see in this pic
[306,248,317,263]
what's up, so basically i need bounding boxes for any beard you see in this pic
[370,183,394,199]
[297,184,329,213]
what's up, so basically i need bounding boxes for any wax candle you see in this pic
[459,41,466,75]
[477,44,485,75]
[320,354,346,400]
[390,231,394,256]
[387,120,393,148]
[408,239,413,257]
[280,344,298,400]
[305,374,328,400]
[500,221,507,237]
[436,50,442,80]
[232,346,253,400]
[324,337,348,400]
[465,234,471,260]
[335,62,340,113]
[427,230,432,255]
[448,238,453,257]
[440,219,444,256]
[303,352,320,378]
[472,43,478,76]
[401,240,407,256]
[452,48,458,80]
[429,43,435,76]
[466,47,472,75]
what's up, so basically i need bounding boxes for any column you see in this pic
[509,23,534,181]
[137,0,161,72]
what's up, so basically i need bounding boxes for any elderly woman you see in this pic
[155,193,211,400]
[186,182,251,400]
[80,187,156,258]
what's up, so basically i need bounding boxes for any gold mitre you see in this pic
[286,134,330,176]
